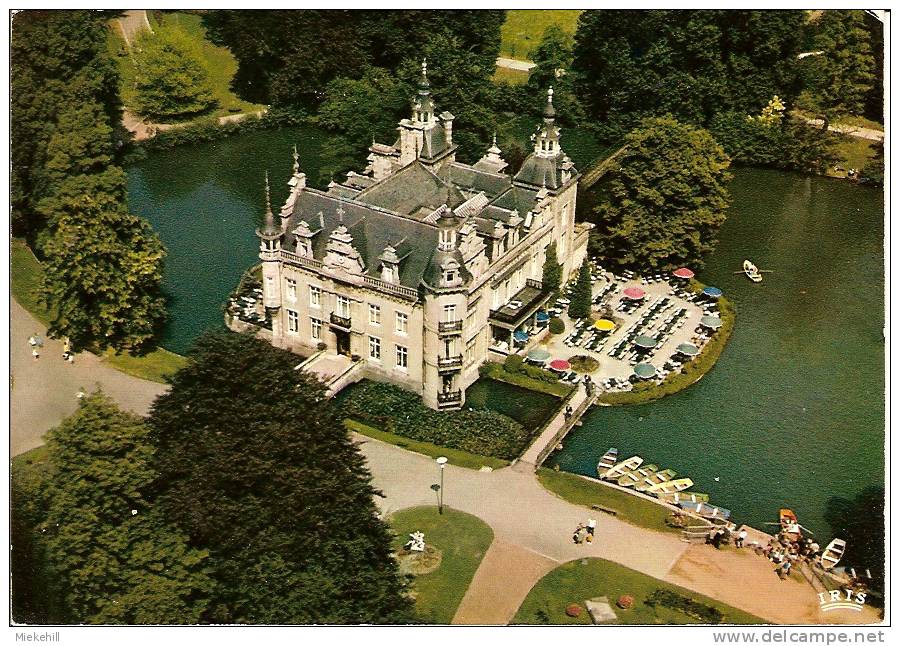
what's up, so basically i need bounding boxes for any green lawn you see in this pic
[832,134,880,174]
[11,238,186,384]
[493,66,530,85]
[113,11,265,121]
[388,506,494,624]
[513,557,765,624]
[537,468,678,533]
[345,420,509,470]
[500,10,582,60]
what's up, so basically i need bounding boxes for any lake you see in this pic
[128,129,885,538]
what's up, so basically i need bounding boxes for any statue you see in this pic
[404,531,425,552]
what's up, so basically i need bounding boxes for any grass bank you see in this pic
[499,10,581,60]
[537,468,677,533]
[513,557,764,624]
[388,506,494,624]
[478,361,574,398]
[11,238,185,384]
[346,420,508,470]
[598,290,736,406]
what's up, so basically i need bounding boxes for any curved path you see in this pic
[10,299,168,456]
[10,296,878,624]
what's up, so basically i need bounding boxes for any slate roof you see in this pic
[284,189,438,290]
[490,186,540,214]
[450,163,512,198]
[355,161,466,217]
[514,152,569,190]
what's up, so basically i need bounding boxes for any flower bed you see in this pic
[338,380,533,459]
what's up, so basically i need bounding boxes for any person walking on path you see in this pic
[736,529,748,548]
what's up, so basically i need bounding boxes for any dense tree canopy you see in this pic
[149,331,414,623]
[526,25,581,125]
[798,10,876,128]
[11,10,119,237]
[572,10,806,138]
[542,242,563,295]
[39,170,168,352]
[131,26,217,120]
[568,260,593,320]
[42,393,212,623]
[589,116,731,272]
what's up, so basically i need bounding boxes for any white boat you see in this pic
[636,468,676,492]
[596,448,619,478]
[657,491,709,504]
[604,456,643,480]
[619,464,658,488]
[821,539,847,570]
[647,477,694,495]
[743,260,762,283]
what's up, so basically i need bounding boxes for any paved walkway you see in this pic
[10,299,168,456]
[496,57,536,72]
[518,385,589,465]
[803,118,885,142]
[115,9,153,47]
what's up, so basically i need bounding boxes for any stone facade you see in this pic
[254,62,590,409]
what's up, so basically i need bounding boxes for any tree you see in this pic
[568,261,593,319]
[527,25,581,125]
[11,10,120,238]
[38,170,168,352]
[319,67,408,150]
[572,10,806,138]
[42,393,211,623]
[149,331,414,624]
[590,116,731,272]
[542,241,563,294]
[132,26,216,120]
[799,10,876,129]
[39,101,114,190]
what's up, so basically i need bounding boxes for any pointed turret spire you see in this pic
[259,171,279,237]
[292,144,300,175]
[543,86,556,120]
[419,58,430,91]
[412,58,435,124]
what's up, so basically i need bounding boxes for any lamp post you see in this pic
[436,456,448,514]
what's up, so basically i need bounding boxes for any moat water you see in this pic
[128,127,884,538]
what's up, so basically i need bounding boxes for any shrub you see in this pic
[338,381,531,459]
[549,317,565,334]
[569,355,599,373]
[645,589,723,624]
[504,354,525,373]
[525,365,546,380]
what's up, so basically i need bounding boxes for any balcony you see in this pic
[329,312,352,330]
[489,279,551,328]
[437,390,462,408]
[438,320,463,335]
[436,355,463,372]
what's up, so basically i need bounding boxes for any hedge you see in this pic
[479,361,574,398]
[338,380,532,459]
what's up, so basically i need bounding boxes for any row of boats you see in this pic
[596,449,731,521]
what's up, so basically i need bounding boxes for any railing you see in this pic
[280,249,323,270]
[329,312,352,329]
[438,320,463,334]
[526,278,544,290]
[437,355,463,371]
[437,390,462,405]
[362,275,419,301]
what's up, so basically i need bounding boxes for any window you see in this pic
[395,344,408,370]
[369,336,381,360]
[369,304,381,325]
[395,311,408,335]
[310,318,322,340]
[287,309,299,333]
[286,278,297,301]
[309,285,321,308]
[336,295,351,318]
[443,304,456,322]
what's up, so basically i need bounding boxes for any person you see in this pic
[586,518,597,537]
[62,337,73,363]
[32,346,40,361]
[28,333,38,348]
[736,529,748,548]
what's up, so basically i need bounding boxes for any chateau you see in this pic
[253,62,589,409]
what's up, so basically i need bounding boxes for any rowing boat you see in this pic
[596,448,619,478]
[821,539,847,570]
[647,477,694,495]
[636,468,676,492]
[619,464,658,488]
[604,456,643,480]
[679,501,731,520]
[657,491,709,504]
[743,259,762,283]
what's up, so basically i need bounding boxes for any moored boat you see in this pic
[658,491,709,504]
[821,539,847,570]
[604,456,643,480]
[596,448,619,478]
[619,464,658,488]
[679,501,731,520]
[647,477,694,495]
[743,259,762,283]
[636,468,676,492]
